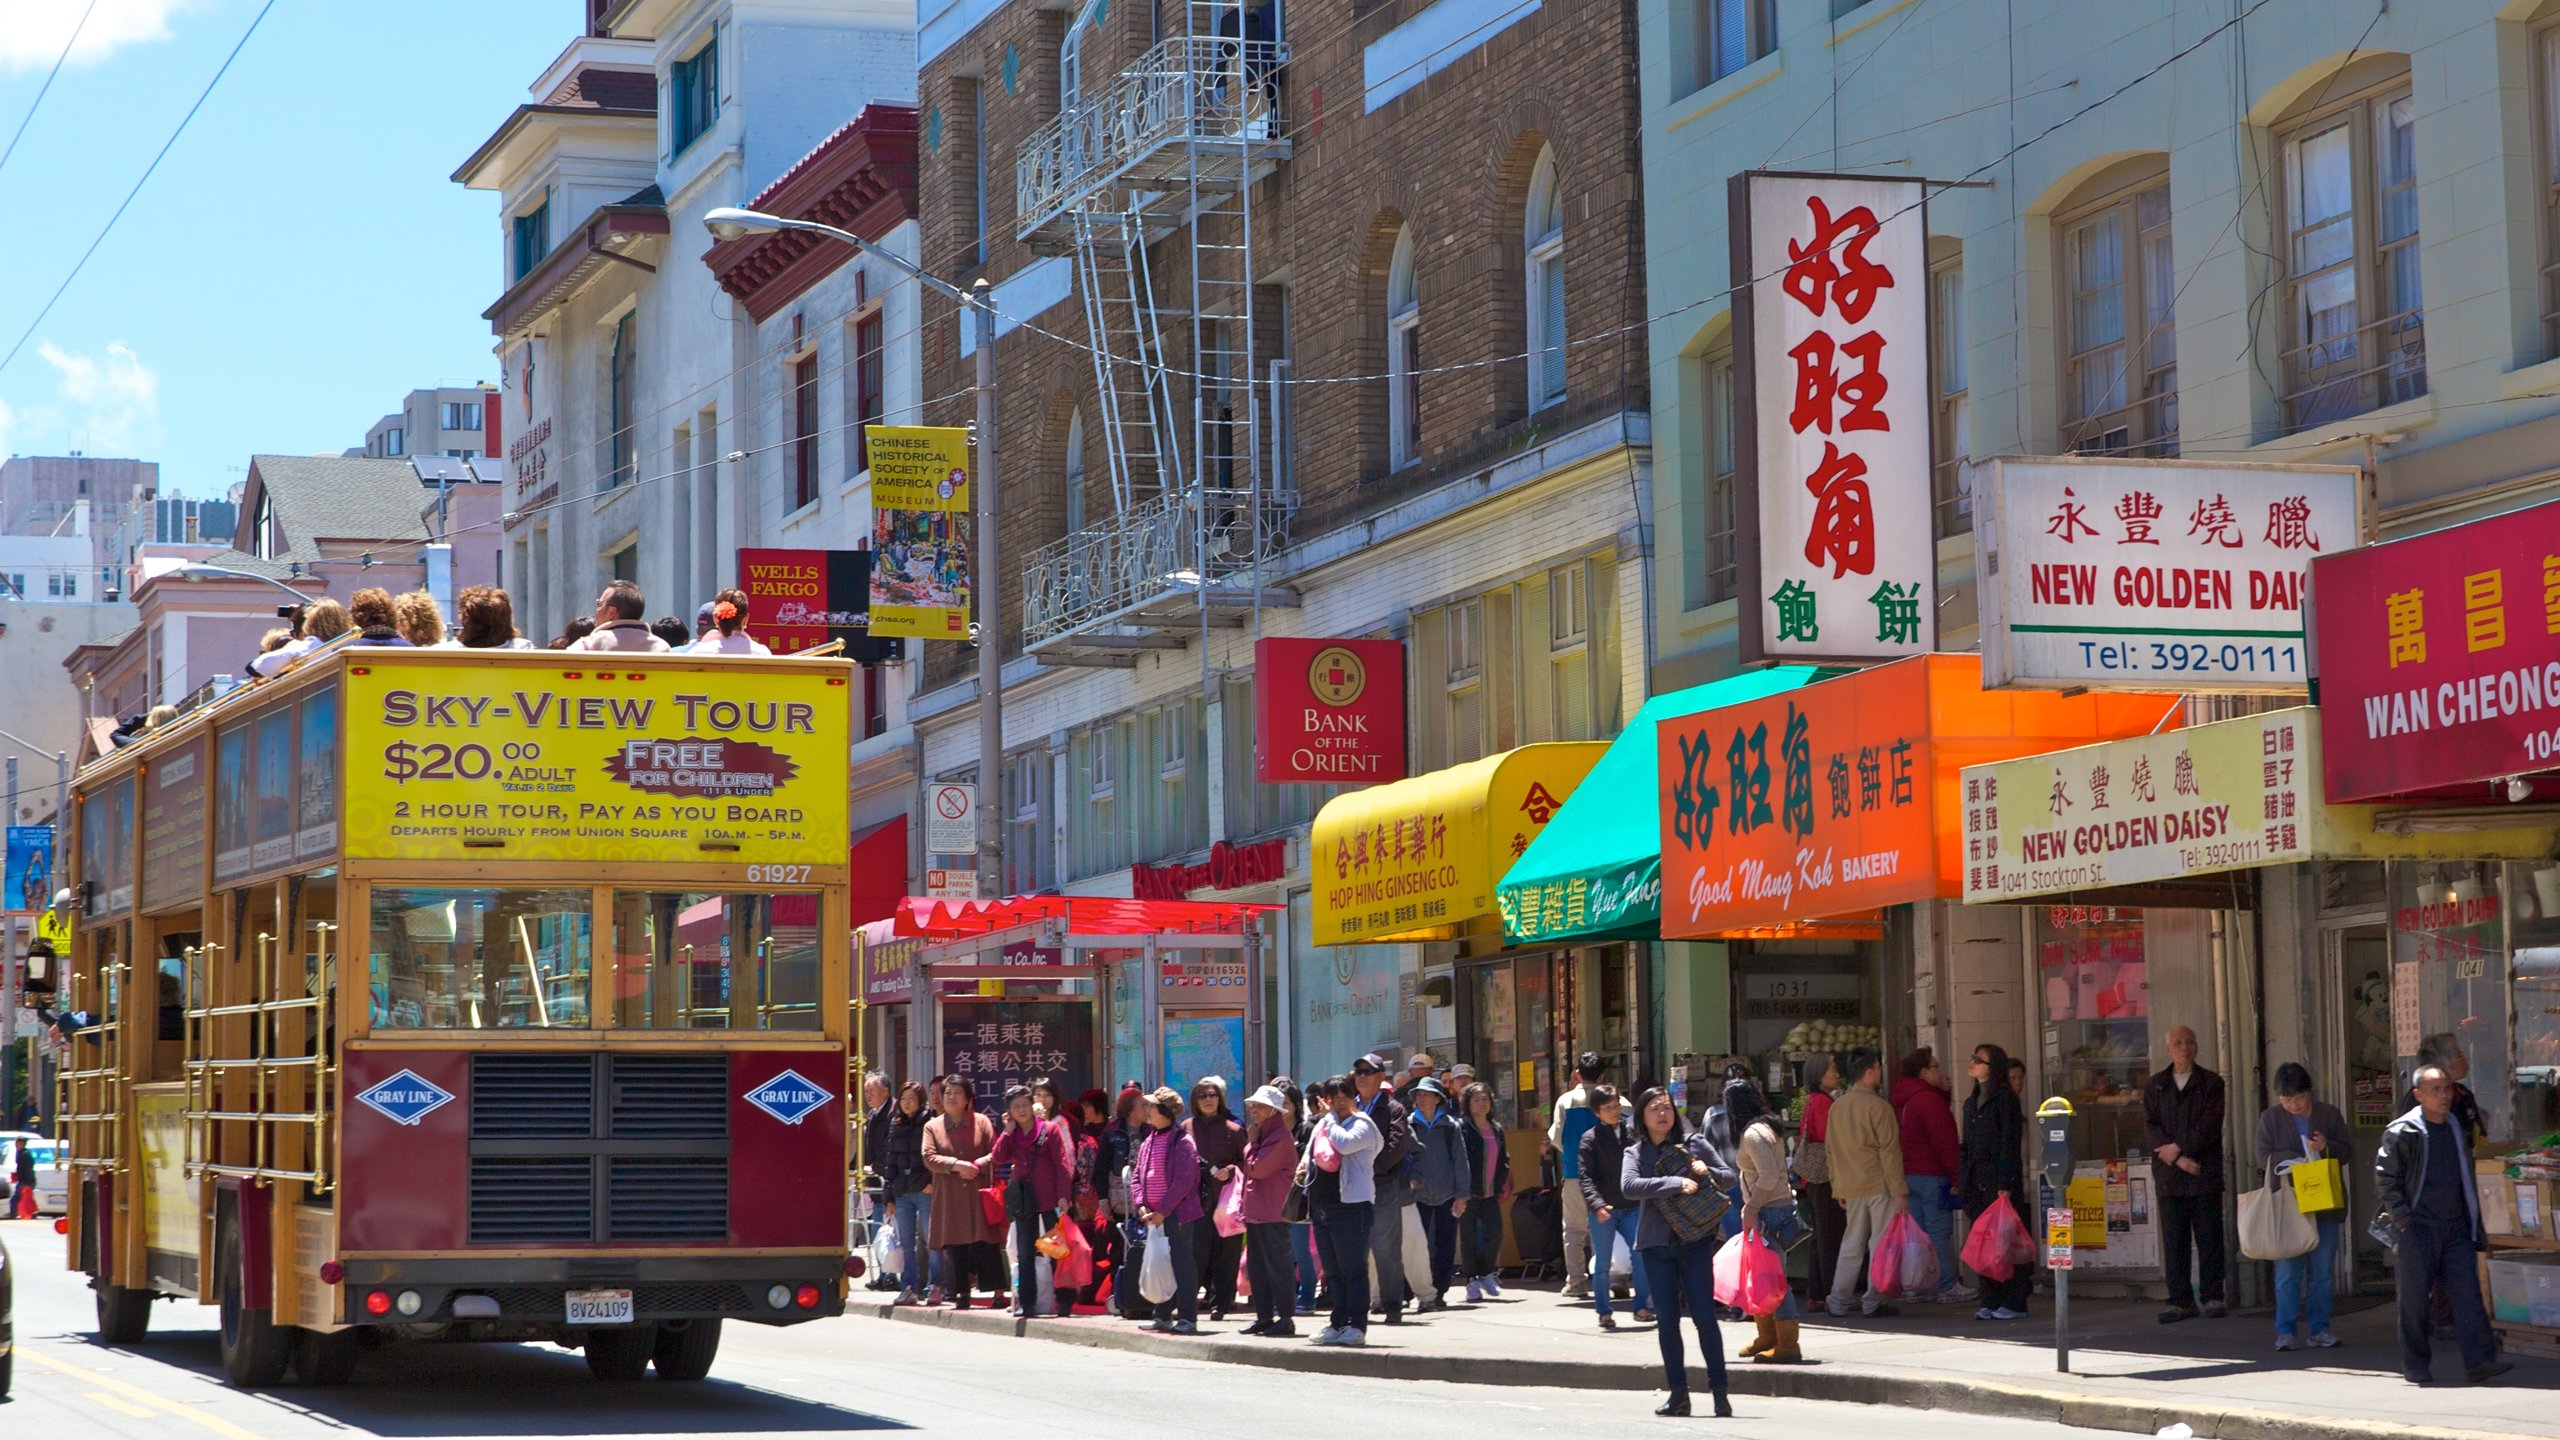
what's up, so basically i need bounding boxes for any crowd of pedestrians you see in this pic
[851,1029,2518,1414]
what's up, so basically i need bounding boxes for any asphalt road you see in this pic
[0,1219,2099,1438]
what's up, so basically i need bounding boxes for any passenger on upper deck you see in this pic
[570,580,670,653]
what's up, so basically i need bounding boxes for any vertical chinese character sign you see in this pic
[1731,171,1935,662]
[866,425,974,640]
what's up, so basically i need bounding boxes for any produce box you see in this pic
[2483,1172,2525,1237]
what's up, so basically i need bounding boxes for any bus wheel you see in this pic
[651,1319,721,1381]
[292,1328,360,1386]
[95,1281,154,1345]
[584,1325,656,1382]
[215,1219,290,1388]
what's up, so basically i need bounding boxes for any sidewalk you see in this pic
[860,1280,2559,1439]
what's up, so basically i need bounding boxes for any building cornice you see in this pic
[483,196,672,338]
[452,104,655,188]
[704,105,919,323]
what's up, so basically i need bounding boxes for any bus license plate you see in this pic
[566,1289,635,1326]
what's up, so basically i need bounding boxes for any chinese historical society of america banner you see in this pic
[865,424,974,641]
[1731,170,1936,664]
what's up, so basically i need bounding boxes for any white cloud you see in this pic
[3,340,163,455]
[0,0,197,74]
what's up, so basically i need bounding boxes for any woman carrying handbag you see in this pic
[1621,1086,1737,1419]
[2253,1062,2351,1350]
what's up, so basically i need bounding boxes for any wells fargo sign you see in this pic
[1656,655,2177,935]
[1255,637,1406,784]
[2310,496,2560,801]
[738,547,902,661]
[342,653,851,864]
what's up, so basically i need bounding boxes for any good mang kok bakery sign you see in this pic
[1654,655,2178,935]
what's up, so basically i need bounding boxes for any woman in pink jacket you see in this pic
[1237,1084,1302,1337]
[1132,1087,1204,1333]
[992,1085,1075,1317]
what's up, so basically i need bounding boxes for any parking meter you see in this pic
[2035,1097,2076,1373]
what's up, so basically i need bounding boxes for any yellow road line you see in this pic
[88,1389,161,1418]
[21,1348,270,1440]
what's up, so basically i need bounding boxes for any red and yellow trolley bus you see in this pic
[55,646,859,1386]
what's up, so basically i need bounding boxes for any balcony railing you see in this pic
[1023,485,1294,646]
[1016,37,1286,244]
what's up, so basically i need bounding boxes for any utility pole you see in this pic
[973,278,1004,899]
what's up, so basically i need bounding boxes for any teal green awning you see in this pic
[1496,668,1822,945]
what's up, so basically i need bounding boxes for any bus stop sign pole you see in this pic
[2037,1096,2076,1374]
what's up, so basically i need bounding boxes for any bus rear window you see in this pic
[368,887,592,1029]
[609,891,821,1031]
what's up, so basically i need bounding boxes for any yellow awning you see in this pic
[1312,742,1605,946]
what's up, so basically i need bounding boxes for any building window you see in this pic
[1701,343,1738,604]
[791,351,819,510]
[2277,77,2423,431]
[1387,226,1420,468]
[671,32,720,155]
[1526,149,1566,411]
[608,311,637,488]
[1930,252,1971,537]
[511,194,551,282]
[381,427,404,458]
[608,542,638,585]
[1702,0,1776,84]
[442,401,483,432]
[47,571,73,598]
[1004,748,1052,894]
[1063,407,1086,535]
[852,310,884,472]
[1548,561,1591,739]
[1444,598,1484,763]
[2061,174,2178,457]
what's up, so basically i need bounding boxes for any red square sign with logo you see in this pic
[1255,637,1406,784]
[2310,497,2560,802]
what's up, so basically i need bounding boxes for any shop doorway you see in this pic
[2327,923,2395,1293]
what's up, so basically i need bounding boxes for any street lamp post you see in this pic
[173,563,319,606]
[704,207,1006,897]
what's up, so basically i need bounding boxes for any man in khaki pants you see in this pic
[1824,1047,1909,1318]
[1544,1052,1609,1298]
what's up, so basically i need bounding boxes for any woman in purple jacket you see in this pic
[1133,1087,1204,1333]
[992,1085,1074,1318]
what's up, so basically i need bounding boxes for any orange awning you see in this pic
[1656,654,2178,937]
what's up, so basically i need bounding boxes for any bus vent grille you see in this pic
[471,1283,754,1318]
[607,1054,729,1139]
[471,1054,595,1138]
[469,1155,594,1243]
[609,1156,729,1242]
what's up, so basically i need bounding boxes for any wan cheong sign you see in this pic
[1655,655,2178,936]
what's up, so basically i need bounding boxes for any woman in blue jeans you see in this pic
[881,1082,941,1303]
[2254,1063,2352,1350]
[1621,1087,1735,1418]
[1575,1087,1654,1328]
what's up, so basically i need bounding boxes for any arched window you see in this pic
[1526,148,1566,410]
[1388,226,1420,467]
[1063,407,1086,534]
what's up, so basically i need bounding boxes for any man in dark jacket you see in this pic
[1574,1087,1652,1329]
[859,1073,894,1187]
[2377,1065,2510,1385]
[1353,1053,1417,1322]
[2141,1024,2227,1322]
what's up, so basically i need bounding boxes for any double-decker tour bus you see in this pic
[54,646,858,1387]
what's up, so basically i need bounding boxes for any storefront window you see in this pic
[2040,906,2151,1164]
[2512,862,2560,1136]
[1288,891,1402,1077]
[2393,862,2516,1140]
[1469,963,1519,1125]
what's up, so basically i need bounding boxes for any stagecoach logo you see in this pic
[354,1069,455,1127]
[743,1069,834,1126]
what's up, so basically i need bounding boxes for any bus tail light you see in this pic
[766,1284,792,1310]
[54,1218,68,1235]
[794,1285,820,1310]
[318,1261,344,1285]
[364,1290,393,1316]
[844,1254,865,1279]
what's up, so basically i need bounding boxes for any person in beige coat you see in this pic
[1823,1047,1910,1319]
[921,1077,1005,1309]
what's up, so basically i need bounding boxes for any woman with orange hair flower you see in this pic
[694,588,772,655]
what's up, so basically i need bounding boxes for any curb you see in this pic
[856,1299,2515,1440]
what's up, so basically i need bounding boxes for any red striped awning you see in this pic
[891,893,1272,940]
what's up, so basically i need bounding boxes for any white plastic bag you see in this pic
[1609,1231,1633,1280]
[868,1218,901,1290]
[1140,1225,1176,1304]
[1002,1226,1057,1311]
[1401,1206,1437,1305]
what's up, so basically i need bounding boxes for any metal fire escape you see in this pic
[1015,0,1296,663]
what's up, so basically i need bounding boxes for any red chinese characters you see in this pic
[1782,198,1897,581]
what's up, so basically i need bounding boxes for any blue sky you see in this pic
[0,0,578,499]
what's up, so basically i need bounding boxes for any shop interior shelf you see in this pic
[2488,1234,2560,1251]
